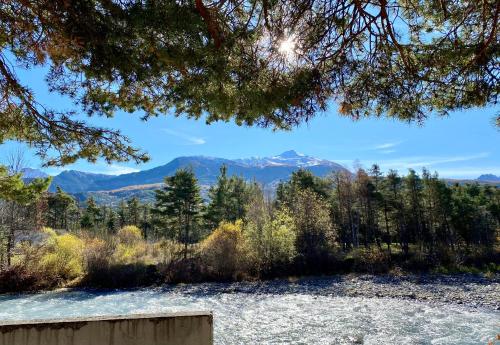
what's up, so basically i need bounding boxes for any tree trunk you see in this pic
[383,202,391,256]
[6,202,15,267]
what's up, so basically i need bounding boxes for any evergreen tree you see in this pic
[80,196,102,232]
[331,171,357,249]
[205,165,254,229]
[354,168,378,247]
[385,169,407,255]
[117,200,128,228]
[277,169,331,207]
[0,165,51,267]
[127,197,141,226]
[153,169,203,258]
[46,187,78,230]
[404,169,425,253]
[205,166,230,229]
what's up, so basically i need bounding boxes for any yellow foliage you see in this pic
[41,226,57,237]
[40,232,84,280]
[113,226,147,264]
[157,239,185,264]
[117,225,142,245]
[201,220,249,278]
[245,208,296,268]
[113,242,147,264]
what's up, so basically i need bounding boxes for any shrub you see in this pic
[157,239,185,265]
[0,265,41,293]
[201,220,249,280]
[112,225,147,264]
[39,229,84,282]
[117,225,142,245]
[114,242,147,264]
[83,237,113,271]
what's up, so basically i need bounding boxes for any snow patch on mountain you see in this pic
[235,150,339,168]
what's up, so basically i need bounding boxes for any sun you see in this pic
[278,35,297,59]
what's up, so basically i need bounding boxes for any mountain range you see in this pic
[42,151,347,203]
[19,151,498,204]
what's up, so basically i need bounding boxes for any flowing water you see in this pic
[0,279,498,345]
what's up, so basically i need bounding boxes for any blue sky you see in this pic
[1,63,499,179]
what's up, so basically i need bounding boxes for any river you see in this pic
[0,276,498,344]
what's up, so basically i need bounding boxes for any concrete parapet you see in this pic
[0,312,213,345]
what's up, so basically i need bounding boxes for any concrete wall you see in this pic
[0,312,213,345]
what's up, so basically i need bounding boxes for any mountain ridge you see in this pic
[48,151,349,194]
[477,174,500,182]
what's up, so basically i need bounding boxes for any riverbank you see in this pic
[166,273,500,311]
[2,273,497,311]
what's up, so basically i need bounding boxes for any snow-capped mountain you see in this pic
[235,150,341,168]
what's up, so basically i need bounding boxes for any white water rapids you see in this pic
[0,279,498,344]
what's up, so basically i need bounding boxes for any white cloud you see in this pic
[96,164,140,175]
[342,152,494,178]
[380,149,396,154]
[161,128,206,145]
[374,142,401,150]
[376,152,490,170]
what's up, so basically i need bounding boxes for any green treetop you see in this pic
[0,166,51,204]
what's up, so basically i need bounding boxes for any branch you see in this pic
[195,0,223,48]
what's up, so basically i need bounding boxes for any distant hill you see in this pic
[21,168,49,179]
[477,174,500,182]
[48,151,349,203]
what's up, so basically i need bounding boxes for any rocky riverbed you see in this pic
[175,273,500,310]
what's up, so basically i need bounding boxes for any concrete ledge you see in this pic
[0,312,213,345]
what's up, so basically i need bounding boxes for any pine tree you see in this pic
[127,197,141,226]
[80,196,102,232]
[47,187,78,230]
[205,165,254,230]
[0,165,51,267]
[153,169,203,258]
[1,1,497,170]
[117,200,128,228]
[205,165,230,229]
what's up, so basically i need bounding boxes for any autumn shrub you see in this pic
[117,225,142,245]
[113,225,147,264]
[82,236,112,270]
[156,239,185,265]
[201,220,250,280]
[39,227,84,283]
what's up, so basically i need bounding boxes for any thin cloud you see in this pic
[364,152,491,173]
[161,128,206,145]
[341,152,492,177]
[53,164,140,176]
[380,149,396,154]
[432,167,500,179]
[374,142,401,150]
[97,164,140,175]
